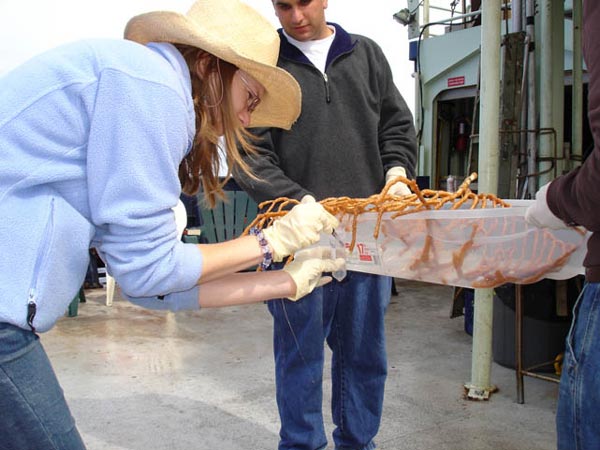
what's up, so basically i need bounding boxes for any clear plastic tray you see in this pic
[330,200,588,289]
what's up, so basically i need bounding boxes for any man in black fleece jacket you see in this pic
[235,1,417,449]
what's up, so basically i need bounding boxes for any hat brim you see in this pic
[125,11,301,130]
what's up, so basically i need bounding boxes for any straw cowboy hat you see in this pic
[124,0,301,130]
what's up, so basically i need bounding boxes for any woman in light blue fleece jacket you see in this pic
[0,1,344,448]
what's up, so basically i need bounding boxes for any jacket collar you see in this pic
[278,23,357,69]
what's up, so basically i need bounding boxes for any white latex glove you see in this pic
[283,246,346,301]
[524,182,568,230]
[385,166,412,196]
[263,195,339,262]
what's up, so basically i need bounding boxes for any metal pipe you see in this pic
[423,0,430,39]
[572,0,583,168]
[414,70,427,171]
[538,0,553,187]
[552,3,565,178]
[428,4,457,13]
[420,9,482,29]
[520,371,561,383]
[516,284,524,404]
[512,0,522,33]
[465,0,501,401]
[526,0,537,198]
[477,10,501,193]
[518,34,530,197]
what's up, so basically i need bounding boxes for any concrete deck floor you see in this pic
[43,280,558,450]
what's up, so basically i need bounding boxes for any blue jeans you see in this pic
[0,322,86,450]
[556,282,600,450]
[268,271,391,450]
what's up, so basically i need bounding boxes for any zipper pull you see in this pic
[323,73,331,103]
[27,289,37,333]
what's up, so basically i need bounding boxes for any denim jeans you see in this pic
[267,271,391,450]
[0,322,86,450]
[556,282,600,450]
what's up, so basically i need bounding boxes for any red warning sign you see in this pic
[447,76,466,87]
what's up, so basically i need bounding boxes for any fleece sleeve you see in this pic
[373,44,418,179]
[234,127,313,203]
[84,68,202,304]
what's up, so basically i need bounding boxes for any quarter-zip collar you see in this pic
[278,23,357,71]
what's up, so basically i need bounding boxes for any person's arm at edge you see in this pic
[546,1,600,232]
[374,44,418,178]
[197,246,346,307]
[196,235,264,283]
[198,270,295,307]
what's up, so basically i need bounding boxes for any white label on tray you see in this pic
[347,241,380,267]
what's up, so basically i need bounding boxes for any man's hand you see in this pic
[263,195,339,262]
[385,166,411,196]
[282,246,346,301]
[525,182,568,230]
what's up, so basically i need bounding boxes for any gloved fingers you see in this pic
[524,206,545,228]
[283,254,344,301]
[293,245,332,261]
[525,207,566,230]
[385,166,412,197]
[385,166,407,181]
[263,201,340,261]
[534,182,550,200]
[290,200,340,230]
[290,228,321,251]
[315,276,333,289]
[387,181,412,196]
[321,218,338,234]
[297,196,339,230]
[524,182,567,230]
[303,202,339,232]
[319,257,346,274]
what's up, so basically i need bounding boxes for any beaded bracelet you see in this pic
[249,227,273,270]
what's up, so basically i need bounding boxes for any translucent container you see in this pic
[329,200,588,289]
[329,232,347,281]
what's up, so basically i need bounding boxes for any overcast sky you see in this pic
[0,0,415,111]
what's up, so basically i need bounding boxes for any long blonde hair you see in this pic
[175,44,258,207]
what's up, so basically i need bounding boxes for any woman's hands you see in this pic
[282,246,346,301]
[263,195,339,261]
[261,195,345,301]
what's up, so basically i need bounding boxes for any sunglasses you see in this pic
[238,71,261,114]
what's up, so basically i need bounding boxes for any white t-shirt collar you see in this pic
[282,25,336,74]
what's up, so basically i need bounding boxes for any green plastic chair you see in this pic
[184,189,259,244]
[67,287,86,317]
